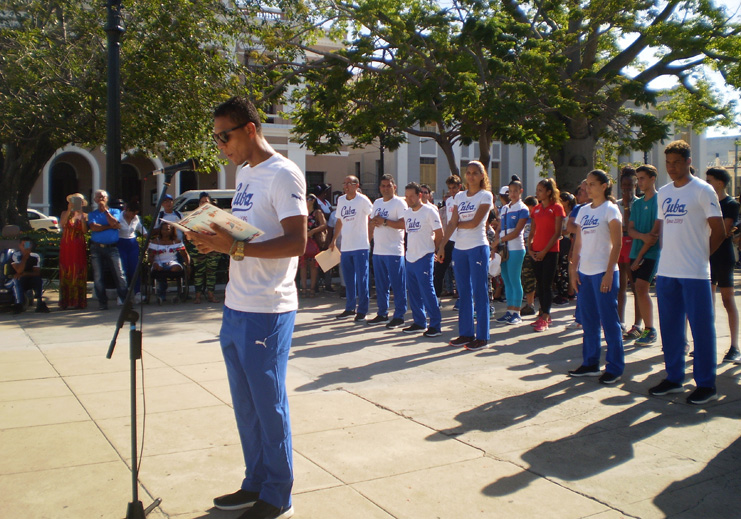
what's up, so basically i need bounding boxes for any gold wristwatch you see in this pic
[231,240,245,261]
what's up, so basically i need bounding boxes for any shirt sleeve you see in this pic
[272,165,309,222]
[431,208,442,231]
[701,184,723,220]
[606,203,623,224]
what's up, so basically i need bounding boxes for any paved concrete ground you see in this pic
[1,282,740,519]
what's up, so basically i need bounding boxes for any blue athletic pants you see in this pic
[372,254,407,320]
[406,253,441,329]
[452,245,490,340]
[117,238,141,293]
[340,249,369,314]
[220,307,295,509]
[501,249,526,309]
[577,271,624,375]
[656,276,716,388]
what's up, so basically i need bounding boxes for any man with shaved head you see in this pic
[330,175,373,321]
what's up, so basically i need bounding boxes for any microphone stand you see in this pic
[106,170,177,519]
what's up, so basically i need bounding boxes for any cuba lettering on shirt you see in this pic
[656,176,722,280]
[226,154,308,314]
[453,189,493,250]
[337,193,373,252]
[371,196,407,256]
[403,204,442,263]
[575,201,622,276]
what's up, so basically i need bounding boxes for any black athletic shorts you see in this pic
[630,257,657,283]
[710,257,734,288]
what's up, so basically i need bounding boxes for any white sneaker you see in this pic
[566,320,582,330]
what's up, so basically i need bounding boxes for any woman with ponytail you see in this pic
[567,170,624,384]
[494,175,529,325]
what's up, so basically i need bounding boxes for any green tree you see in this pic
[287,0,741,191]
[0,0,257,229]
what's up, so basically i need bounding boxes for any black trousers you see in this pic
[533,251,558,314]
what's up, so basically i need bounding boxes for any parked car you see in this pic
[173,190,235,216]
[27,209,60,233]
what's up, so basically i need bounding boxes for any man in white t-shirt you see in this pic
[648,140,725,406]
[330,175,373,321]
[400,182,443,336]
[186,97,307,518]
[368,174,408,328]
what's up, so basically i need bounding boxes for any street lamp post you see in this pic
[105,0,123,200]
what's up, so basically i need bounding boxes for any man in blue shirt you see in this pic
[88,189,128,310]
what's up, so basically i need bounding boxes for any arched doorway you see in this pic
[121,164,142,206]
[50,162,78,216]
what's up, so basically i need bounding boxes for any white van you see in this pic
[173,190,235,215]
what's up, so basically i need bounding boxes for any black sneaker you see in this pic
[520,304,535,316]
[686,386,718,405]
[568,365,600,377]
[402,323,425,333]
[464,339,489,351]
[386,317,405,329]
[367,314,389,325]
[35,301,50,313]
[238,499,294,519]
[552,295,569,306]
[449,335,474,347]
[722,346,741,364]
[354,313,367,322]
[423,327,442,337]
[598,372,621,385]
[649,379,684,396]
[335,310,355,319]
[213,489,260,511]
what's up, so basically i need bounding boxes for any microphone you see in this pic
[151,158,198,175]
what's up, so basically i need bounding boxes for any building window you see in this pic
[306,171,325,192]
[490,161,501,191]
[420,157,436,194]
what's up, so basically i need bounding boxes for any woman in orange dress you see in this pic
[59,193,88,309]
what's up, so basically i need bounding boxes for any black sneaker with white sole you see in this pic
[648,379,684,396]
[402,323,426,333]
[367,314,389,325]
[423,327,442,337]
[354,312,367,322]
[386,317,405,329]
[686,386,718,405]
[238,499,294,519]
[213,489,260,511]
[598,372,621,385]
[335,310,355,319]
[722,346,741,364]
[567,364,600,377]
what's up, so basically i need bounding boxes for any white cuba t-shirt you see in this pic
[371,195,407,256]
[453,189,493,250]
[226,154,308,313]
[403,204,442,263]
[336,193,373,252]
[575,201,622,276]
[499,200,530,251]
[657,176,722,280]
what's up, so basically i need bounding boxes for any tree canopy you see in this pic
[287,0,741,191]
[0,0,261,228]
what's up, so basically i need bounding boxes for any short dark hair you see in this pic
[405,182,421,194]
[420,183,432,194]
[620,166,636,179]
[523,196,537,207]
[446,175,462,187]
[665,140,691,159]
[636,164,658,178]
[706,167,731,187]
[214,97,262,131]
[379,174,396,186]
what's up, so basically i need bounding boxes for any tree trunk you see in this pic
[549,136,596,195]
[0,138,56,230]
[437,137,459,177]
[478,129,492,174]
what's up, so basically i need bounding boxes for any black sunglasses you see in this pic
[212,122,248,144]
